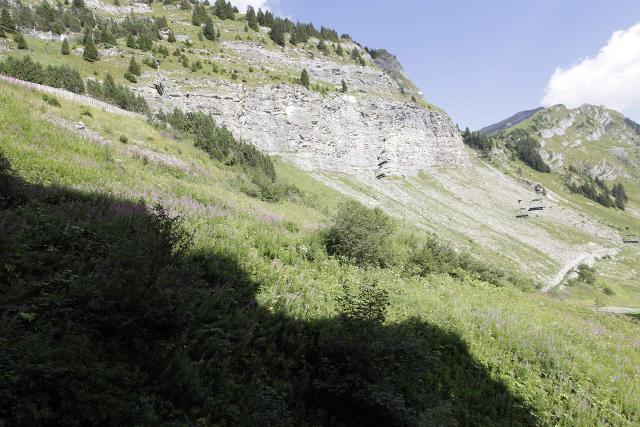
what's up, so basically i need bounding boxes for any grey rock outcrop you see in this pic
[139,79,467,176]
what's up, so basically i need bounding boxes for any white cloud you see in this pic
[541,23,640,116]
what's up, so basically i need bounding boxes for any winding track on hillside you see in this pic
[543,247,620,292]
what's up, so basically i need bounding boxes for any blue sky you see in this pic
[245,0,640,129]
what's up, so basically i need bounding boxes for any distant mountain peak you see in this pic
[479,107,544,135]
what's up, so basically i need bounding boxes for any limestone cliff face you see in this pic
[139,42,467,177]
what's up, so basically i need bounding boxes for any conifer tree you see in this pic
[61,38,70,55]
[289,30,297,45]
[128,55,141,76]
[100,27,116,46]
[263,10,274,27]
[83,35,98,62]
[336,43,344,56]
[257,8,264,25]
[138,33,152,51]
[167,30,176,43]
[269,19,285,46]
[103,73,116,98]
[246,6,258,31]
[191,5,204,26]
[350,47,359,61]
[300,68,310,89]
[126,33,137,48]
[203,16,216,41]
[341,79,347,93]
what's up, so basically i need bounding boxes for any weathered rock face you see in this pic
[140,80,467,176]
[371,49,406,79]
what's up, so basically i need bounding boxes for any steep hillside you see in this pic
[2,79,639,426]
[0,0,639,423]
[0,0,630,288]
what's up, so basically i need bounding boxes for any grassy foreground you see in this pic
[1,82,639,426]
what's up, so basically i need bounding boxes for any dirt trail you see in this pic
[542,247,619,292]
[542,248,620,292]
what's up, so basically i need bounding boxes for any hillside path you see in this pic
[543,247,619,292]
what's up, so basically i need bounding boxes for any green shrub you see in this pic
[577,264,597,286]
[406,235,537,290]
[123,71,137,83]
[42,94,61,107]
[119,135,128,144]
[324,200,395,266]
[603,285,615,296]
[14,32,27,49]
[60,38,70,55]
[336,279,389,325]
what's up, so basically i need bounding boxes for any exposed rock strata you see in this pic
[139,80,468,176]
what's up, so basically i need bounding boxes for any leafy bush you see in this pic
[577,264,597,286]
[13,32,27,49]
[336,279,389,325]
[42,94,61,107]
[0,55,85,94]
[407,235,537,290]
[324,200,395,266]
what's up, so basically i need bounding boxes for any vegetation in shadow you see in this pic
[0,152,536,426]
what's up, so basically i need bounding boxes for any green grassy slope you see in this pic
[1,82,639,425]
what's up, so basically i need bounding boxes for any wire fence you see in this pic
[0,74,146,120]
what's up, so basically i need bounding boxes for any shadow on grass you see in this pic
[0,153,536,426]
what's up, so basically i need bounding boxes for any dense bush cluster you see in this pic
[462,127,494,154]
[406,235,537,290]
[86,73,149,113]
[566,165,628,209]
[324,200,396,266]
[0,55,85,93]
[323,201,537,290]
